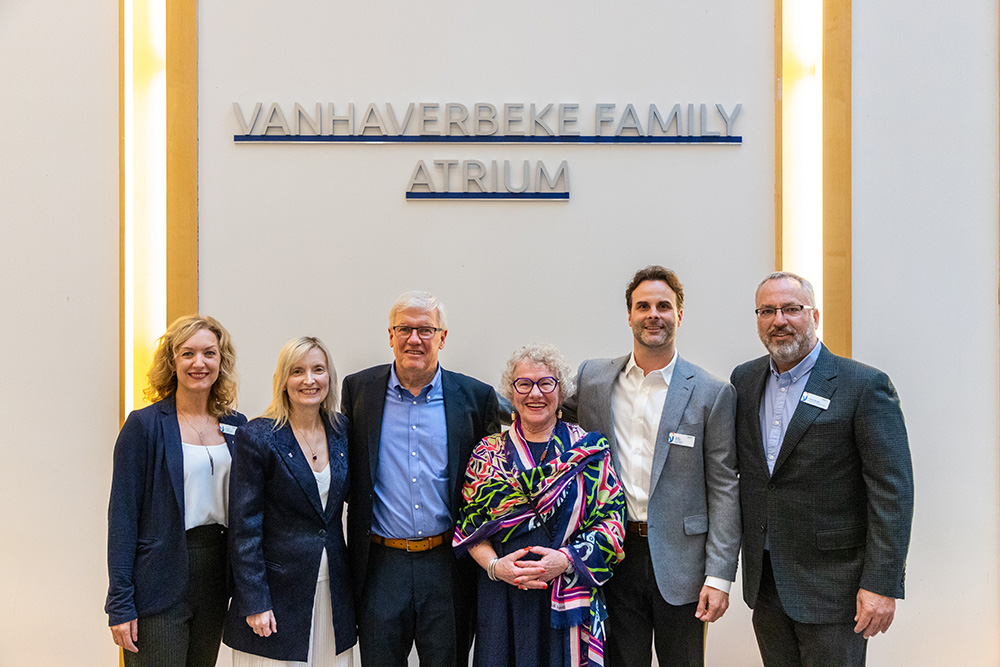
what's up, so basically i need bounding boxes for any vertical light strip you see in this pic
[822,0,852,356]
[121,0,167,416]
[780,0,825,330]
[165,0,200,322]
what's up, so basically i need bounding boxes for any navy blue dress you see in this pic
[474,439,575,667]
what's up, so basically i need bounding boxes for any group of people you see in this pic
[106,267,914,667]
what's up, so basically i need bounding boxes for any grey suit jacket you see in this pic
[731,344,914,624]
[563,354,741,606]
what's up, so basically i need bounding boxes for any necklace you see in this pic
[294,427,323,462]
[179,411,220,475]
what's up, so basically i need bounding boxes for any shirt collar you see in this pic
[388,363,444,401]
[769,341,822,382]
[624,349,678,385]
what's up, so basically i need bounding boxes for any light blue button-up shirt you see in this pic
[372,364,451,539]
[759,342,822,475]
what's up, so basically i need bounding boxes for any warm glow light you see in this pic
[781,0,824,330]
[123,0,167,413]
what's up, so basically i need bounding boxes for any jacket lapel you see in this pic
[274,424,326,519]
[160,397,186,517]
[744,357,770,471]
[365,366,391,490]
[598,355,630,473]
[772,345,838,475]
[649,356,695,497]
[441,369,465,508]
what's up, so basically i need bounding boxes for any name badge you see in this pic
[220,423,238,435]
[800,392,831,410]
[668,432,696,448]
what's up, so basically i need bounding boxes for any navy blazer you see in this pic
[732,345,914,624]
[340,364,500,601]
[223,415,357,660]
[105,396,246,626]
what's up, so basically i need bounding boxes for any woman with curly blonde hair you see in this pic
[107,315,246,666]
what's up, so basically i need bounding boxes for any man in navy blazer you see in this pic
[341,291,499,667]
[731,272,914,666]
[562,266,741,667]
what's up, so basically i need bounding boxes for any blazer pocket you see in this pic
[683,513,709,536]
[816,525,866,550]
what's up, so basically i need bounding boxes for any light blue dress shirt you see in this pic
[758,342,823,475]
[372,364,451,539]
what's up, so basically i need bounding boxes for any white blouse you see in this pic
[182,442,231,529]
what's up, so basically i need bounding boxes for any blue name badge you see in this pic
[800,392,831,410]
[220,423,238,435]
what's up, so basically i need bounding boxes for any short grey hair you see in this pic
[756,271,817,307]
[499,343,576,404]
[388,290,448,330]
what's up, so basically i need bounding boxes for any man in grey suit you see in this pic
[731,271,914,666]
[563,265,741,667]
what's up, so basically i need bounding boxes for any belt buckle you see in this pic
[406,537,425,552]
[638,523,648,537]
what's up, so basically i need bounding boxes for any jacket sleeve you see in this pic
[856,371,914,599]
[702,382,741,583]
[228,422,274,616]
[105,411,149,626]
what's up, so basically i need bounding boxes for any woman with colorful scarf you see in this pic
[453,344,626,667]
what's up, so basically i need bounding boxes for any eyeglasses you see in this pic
[391,325,443,340]
[512,377,559,395]
[754,305,815,319]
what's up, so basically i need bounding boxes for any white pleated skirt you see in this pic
[233,550,353,667]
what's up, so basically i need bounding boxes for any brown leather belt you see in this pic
[626,521,649,537]
[371,529,453,552]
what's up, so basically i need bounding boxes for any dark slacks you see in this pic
[124,524,228,667]
[605,533,705,667]
[752,552,867,667]
[358,541,475,667]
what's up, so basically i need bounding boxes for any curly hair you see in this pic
[144,315,239,417]
[262,337,339,429]
[499,343,576,405]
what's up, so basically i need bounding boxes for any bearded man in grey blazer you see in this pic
[562,265,741,667]
[731,272,914,667]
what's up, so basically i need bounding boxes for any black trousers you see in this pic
[752,552,867,667]
[124,525,228,667]
[605,533,705,667]
[357,541,475,667]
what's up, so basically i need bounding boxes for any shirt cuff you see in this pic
[704,576,732,594]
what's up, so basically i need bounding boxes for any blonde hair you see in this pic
[144,315,239,417]
[262,337,339,428]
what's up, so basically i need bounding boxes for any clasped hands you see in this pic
[493,546,569,589]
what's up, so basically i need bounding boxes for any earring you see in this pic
[510,410,517,422]
[557,409,563,420]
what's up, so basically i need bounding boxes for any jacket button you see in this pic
[319,529,327,537]
[767,483,776,491]
[759,525,766,533]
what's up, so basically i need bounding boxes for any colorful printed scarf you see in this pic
[453,421,625,666]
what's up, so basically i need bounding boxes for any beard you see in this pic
[632,317,676,350]
[760,323,816,367]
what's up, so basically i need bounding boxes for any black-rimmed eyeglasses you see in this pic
[512,377,559,395]
[754,305,815,319]
[391,325,443,340]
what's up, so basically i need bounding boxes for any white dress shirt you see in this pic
[611,351,732,594]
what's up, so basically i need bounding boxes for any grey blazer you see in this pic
[563,354,741,606]
[731,344,914,624]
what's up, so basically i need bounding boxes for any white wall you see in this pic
[0,1,120,666]
[200,5,772,662]
[853,1,1000,665]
